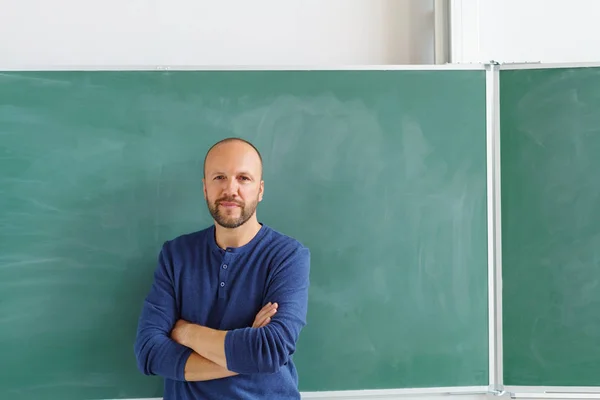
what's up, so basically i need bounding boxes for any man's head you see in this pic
[202,138,264,229]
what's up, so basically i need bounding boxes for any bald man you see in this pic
[134,138,310,400]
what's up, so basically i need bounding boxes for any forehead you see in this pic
[205,141,262,174]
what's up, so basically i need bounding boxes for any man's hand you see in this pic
[171,319,192,346]
[252,302,278,328]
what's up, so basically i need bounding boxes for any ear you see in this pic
[258,180,264,202]
[202,177,207,200]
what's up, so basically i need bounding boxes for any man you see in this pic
[134,138,311,399]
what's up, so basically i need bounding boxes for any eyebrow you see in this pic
[210,171,255,177]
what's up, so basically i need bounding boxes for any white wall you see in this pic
[451,0,600,64]
[0,0,434,68]
[8,0,600,70]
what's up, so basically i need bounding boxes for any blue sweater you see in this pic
[134,223,310,399]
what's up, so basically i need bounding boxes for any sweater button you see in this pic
[220,282,225,287]
[222,264,227,269]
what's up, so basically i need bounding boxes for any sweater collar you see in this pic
[208,223,269,255]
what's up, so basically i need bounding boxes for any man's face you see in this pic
[202,141,264,229]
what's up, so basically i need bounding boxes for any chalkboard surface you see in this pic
[501,66,600,386]
[0,70,488,399]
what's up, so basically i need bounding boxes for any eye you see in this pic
[214,175,225,180]
[239,176,250,181]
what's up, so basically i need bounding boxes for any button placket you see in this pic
[218,253,232,299]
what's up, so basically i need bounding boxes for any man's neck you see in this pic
[214,219,262,250]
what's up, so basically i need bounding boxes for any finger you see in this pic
[252,303,271,328]
[254,304,272,320]
[253,302,277,321]
[263,307,278,322]
[256,302,276,320]
[256,302,271,316]
[253,307,278,328]
[253,316,269,328]
[257,314,275,328]
[254,308,276,326]
[261,304,278,319]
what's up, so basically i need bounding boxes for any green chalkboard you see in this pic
[0,69,488,400]
[501,66,600,386]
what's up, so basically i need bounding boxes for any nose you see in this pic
[222,177,239,196]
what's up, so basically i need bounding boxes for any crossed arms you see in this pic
[170,302,278,381]
[133,243,310,382]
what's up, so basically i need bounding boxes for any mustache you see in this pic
[216,197,244,206]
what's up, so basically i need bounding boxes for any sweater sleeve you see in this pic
[133,243,193,381]
[224,246,310,374]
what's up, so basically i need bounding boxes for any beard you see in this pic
[207,195,259,229]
